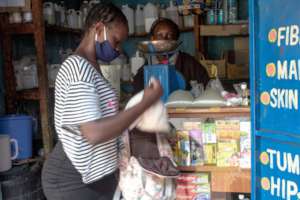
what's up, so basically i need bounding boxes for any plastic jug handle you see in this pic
[10,139,19,160]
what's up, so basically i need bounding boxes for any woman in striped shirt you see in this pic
[42,3,162,200]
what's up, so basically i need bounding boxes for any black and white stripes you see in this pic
[54,55,120,184]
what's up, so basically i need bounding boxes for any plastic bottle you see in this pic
[166,1,181,28]
[222,0,228,24]
[122,5,134,35]
[130,51,145,76]
[144,2,158,33]
[81,0,89,24]
[228,0,237,23]
[183,14,194,28]
[135,4,145,34]
[159,4,167,18]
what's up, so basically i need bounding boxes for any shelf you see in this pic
[17,87,54,100]
[178,165,250,172]
[17,88,39,100]
[46,25,83,35]
[129,27,194,38]
[178,165,251,193]
[4,23,35,34]
[199,23,249,36]
[168,106,250,118]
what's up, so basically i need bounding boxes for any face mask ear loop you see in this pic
[95,32,98,41]
[104,26,107,40]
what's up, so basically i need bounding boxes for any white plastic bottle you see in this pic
[81,0,89,24]
[130,51,145,76]
[122,5,134,35]
[166,1,181,28]
[135,4,145,34]
[144,2,158,33]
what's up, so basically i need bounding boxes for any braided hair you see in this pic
[84,2,128,31]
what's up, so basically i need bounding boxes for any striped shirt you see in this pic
[54,55,120,184]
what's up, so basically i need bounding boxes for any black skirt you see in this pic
[42,141,118,200]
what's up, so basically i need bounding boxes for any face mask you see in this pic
[95,26,120,62]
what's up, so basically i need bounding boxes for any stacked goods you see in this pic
[215,120,240,140]
[216,140,239,167]
[202,122,217,165]
[176,173,211,200]
[176,131,191,166]
[174,119,251,168]
[215,120,240,167]
[239,121,251,168]
[183,122,205,166]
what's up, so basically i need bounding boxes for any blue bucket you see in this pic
[0,115,33,160]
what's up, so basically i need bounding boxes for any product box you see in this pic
[240,121,251,168]
[202,122,217,144]
[189,130,205,166]
[217,140,239,167]
[176,173,211,200]
[203,144,217,165]
[183,121,202,131]
[216,120,240,140]
[177,131,191,166]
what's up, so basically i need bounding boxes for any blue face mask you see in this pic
[95,26,120,62]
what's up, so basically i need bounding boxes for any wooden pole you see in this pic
[32,0,53,155]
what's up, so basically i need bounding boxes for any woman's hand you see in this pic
[141,78,163,108]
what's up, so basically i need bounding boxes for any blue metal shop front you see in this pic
[250,1,300,200]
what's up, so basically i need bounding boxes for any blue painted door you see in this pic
[250,1,300,200]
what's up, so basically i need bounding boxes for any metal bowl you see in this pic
[137,40,180,53]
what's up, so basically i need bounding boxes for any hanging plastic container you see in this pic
[135,4,145,34]
[122,5,134,35]
[166,1,181,28]
[0,115,33,160]
[130,51,145,76]
[144,2,158,33]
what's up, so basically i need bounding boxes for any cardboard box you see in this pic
[216,120,241,140]
[234,37,249,50]
[0,0,31,13]
[227,63,249,80]
[217,140,239,167]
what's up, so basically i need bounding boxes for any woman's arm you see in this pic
[80,79,163,145]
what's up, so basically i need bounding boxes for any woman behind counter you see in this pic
[42,3,162,200]
[133,17,210,93]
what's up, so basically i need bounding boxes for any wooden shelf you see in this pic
[199,23,249,36]
[178,165,249,172]
[4,23,35,34]
[17,87,54,100]
[46,25,83,34]
[168,106,250,118]
[129,27,194,38]
[17,88,39,100]
[178,165,251,193]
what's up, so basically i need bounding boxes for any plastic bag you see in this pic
[126,91,170,133]
[166,90,194,108]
